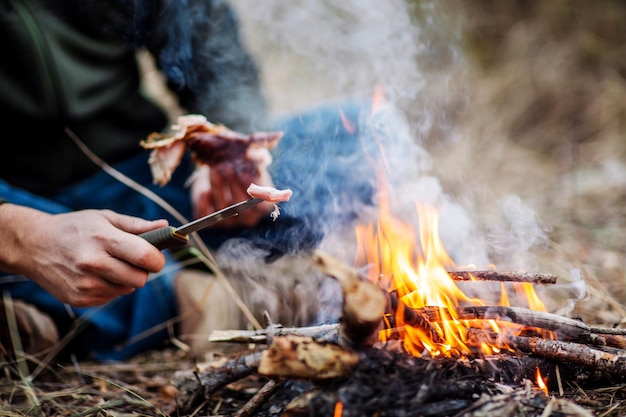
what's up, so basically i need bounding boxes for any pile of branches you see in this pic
[171,250,626,416]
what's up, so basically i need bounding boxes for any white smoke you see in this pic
[230,0,427,112]
[221,0,573,323]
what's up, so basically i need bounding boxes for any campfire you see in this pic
[172,175,626,416]
[164,89,626,416]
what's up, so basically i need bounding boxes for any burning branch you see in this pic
[387,290,445,344]
[448,270,557,284]
[419,305,593,340]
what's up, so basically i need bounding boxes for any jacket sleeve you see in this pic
[144,0,268,133]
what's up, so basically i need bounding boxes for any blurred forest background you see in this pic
[223,0,626,327]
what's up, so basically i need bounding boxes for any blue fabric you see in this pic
[0,101,375,360]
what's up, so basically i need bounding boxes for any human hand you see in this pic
[0,205,168,307]
[190,161,276,228]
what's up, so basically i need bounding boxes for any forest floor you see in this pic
[2,1,626,416]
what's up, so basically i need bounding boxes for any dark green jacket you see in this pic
[0,0,266,194]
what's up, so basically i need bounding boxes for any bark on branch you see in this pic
[312,250,387,347]
[448,270,557,284]
[258,335,359,380]
[418,305,594,341]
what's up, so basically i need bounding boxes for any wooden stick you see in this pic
[448,270,557,284]
[509,334,626,375]
[209,324,340,344]
[418,305,593,340]
[258,335,359,380]
[468,330,626,378]
[234,378,285,417]
[588,327,626,349]
[313,250,387,347]
[387,290,444,344]
[173,350,263,410]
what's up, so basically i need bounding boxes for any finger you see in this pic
[99,227,166,276]
[90,250,155,287]
[63,275,138,307]
[101,210,168,235]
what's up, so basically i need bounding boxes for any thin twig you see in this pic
[234,378,285,417]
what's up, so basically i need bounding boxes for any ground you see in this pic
[3,1,626,416]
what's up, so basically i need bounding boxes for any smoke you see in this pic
[485,195,549,271]
[230,0,429,111]
[229,0,489,262]
[212,0,579,323]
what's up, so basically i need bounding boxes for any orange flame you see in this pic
[351,84,552,358]
[334,401,343,417]
[354,188,551,357]
[536,368,548,395]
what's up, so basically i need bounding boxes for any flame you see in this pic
[354,188,552,357]
[334,401,343,417]
[536,368,548,395]
[350,83,553,357]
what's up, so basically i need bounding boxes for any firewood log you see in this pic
[258,335,360,380]
[312,250,387,347]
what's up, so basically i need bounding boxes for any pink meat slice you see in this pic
[246,183,293,203]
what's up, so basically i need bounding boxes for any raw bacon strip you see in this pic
[246,183,293,203]
[247,183,293,221]
[141,114,283,186]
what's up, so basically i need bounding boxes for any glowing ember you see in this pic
[354,189,552,358]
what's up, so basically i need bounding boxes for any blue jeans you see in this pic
[0,102,375,360]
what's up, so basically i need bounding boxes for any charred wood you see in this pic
[173,350,262,411]
[386,289,444,344]
[233,377,285,417]
[280,347,555,417]
[588,327,626,349]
